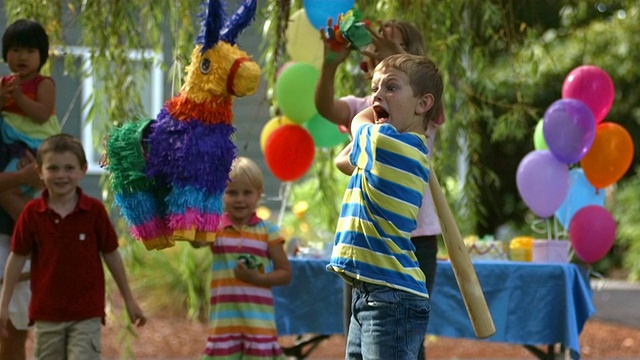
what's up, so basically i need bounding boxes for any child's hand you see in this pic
[320,18,351,67]
[17,152,42,190]
[234,260,260,284]
[125,299,147,327]
[0,75,18,102]
[361,22,406,63]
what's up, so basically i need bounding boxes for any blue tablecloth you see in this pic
[273,259,595,358]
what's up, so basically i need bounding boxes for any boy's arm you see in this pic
[11,77,56,124]
[335,142,355,175]
[102,250,147,327]
[0,252,28,337]
[314,20,353,127]
[350,106,376,138]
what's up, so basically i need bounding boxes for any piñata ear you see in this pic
[198,0,226,52]
[220,0,257,45]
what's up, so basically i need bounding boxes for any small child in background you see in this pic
[0,134,146,359]
[330,53,444,360]
[0,18,61,197]
[201,156,291,360]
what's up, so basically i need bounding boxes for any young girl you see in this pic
[315,19,443,360]
[201,156,291,360]
[0,19,61,193]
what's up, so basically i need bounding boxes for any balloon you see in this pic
[264,124,315,182]
[285,9,323,69]
[581,122,634,189]
[260,116,295,153]
[555,168,605,230]
[275,62,319,124]
[562,65,614,124]
[569,205,616,264]
[304,113,349,148]
[533,119,548,150]
[543,99,596,164]
[303,0,355,30]
[516,150,570,218]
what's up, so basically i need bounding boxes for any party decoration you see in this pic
[304,113,349,148]
[555,168,605,230]
[285,9,324,68]
[264,124,315,182]
[103,0,261,250]
[326,9,372,50]
[276,61,295,79]
[533,119,547,150]
[260,115,295,152]
[275,62,320,124]
[303,0,355,30]
[562,65,614,124]
[569,205,616,264]
[581,122,634,189]
[516,150,569,218]
[543,98,595,164]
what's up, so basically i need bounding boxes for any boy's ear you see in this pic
[416,93,435,115]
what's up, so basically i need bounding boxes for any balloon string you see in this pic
[546,218,552,240]
[277,181,292,228]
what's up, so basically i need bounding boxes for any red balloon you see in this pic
[568,205,616,264]
[264,124,315,182]
[562,65,614,124]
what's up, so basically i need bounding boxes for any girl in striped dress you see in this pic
[202,157,291,360]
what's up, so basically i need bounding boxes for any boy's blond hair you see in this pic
[37,133,88,168]
[229,156,263,191]
[375,54,443,127]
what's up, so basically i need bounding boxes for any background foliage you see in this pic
[3,1,640,350]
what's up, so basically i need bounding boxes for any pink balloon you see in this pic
[516,150,570,218]
[569,205,616,264]
[562,65,614,124]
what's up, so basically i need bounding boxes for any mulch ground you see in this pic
[24,315,640,359]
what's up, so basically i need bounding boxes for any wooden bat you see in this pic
[428,170,496,339]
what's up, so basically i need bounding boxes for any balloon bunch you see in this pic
[516,65,634,264]
[262,2,361,183]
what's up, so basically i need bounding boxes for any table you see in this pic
[273,258,595,360]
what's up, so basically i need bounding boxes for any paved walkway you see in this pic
[591,278,640,329]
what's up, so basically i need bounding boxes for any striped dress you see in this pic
[203,213,285,360]
[328,123,431,297]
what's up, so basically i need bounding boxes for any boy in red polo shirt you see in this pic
[0,133,146,358]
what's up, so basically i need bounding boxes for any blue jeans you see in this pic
[346,279,430,360]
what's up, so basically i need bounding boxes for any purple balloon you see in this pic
[543,99,596,164]
[516,150,570,218]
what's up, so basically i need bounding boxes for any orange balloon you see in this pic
[580,122,634,189]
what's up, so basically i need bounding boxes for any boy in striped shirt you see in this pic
[329,53,443,360]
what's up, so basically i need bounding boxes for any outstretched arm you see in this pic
[103,250,147,327]
[314,18,353,127]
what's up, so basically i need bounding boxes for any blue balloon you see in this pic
[303,0,355,30]
[555,168,606,229]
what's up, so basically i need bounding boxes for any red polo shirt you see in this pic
[11,188,119,323]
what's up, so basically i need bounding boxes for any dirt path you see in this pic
[25,315,640,359]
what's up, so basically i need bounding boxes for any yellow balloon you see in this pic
[260,116,295,152]
[285,9,323,69]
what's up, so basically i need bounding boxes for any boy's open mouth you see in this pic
[373,105,389,124]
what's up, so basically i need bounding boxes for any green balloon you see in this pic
[304,113,349,148]
[533,119,548,150]
[275,63,319,124]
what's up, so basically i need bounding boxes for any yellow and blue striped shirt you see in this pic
[328,123,430,298]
